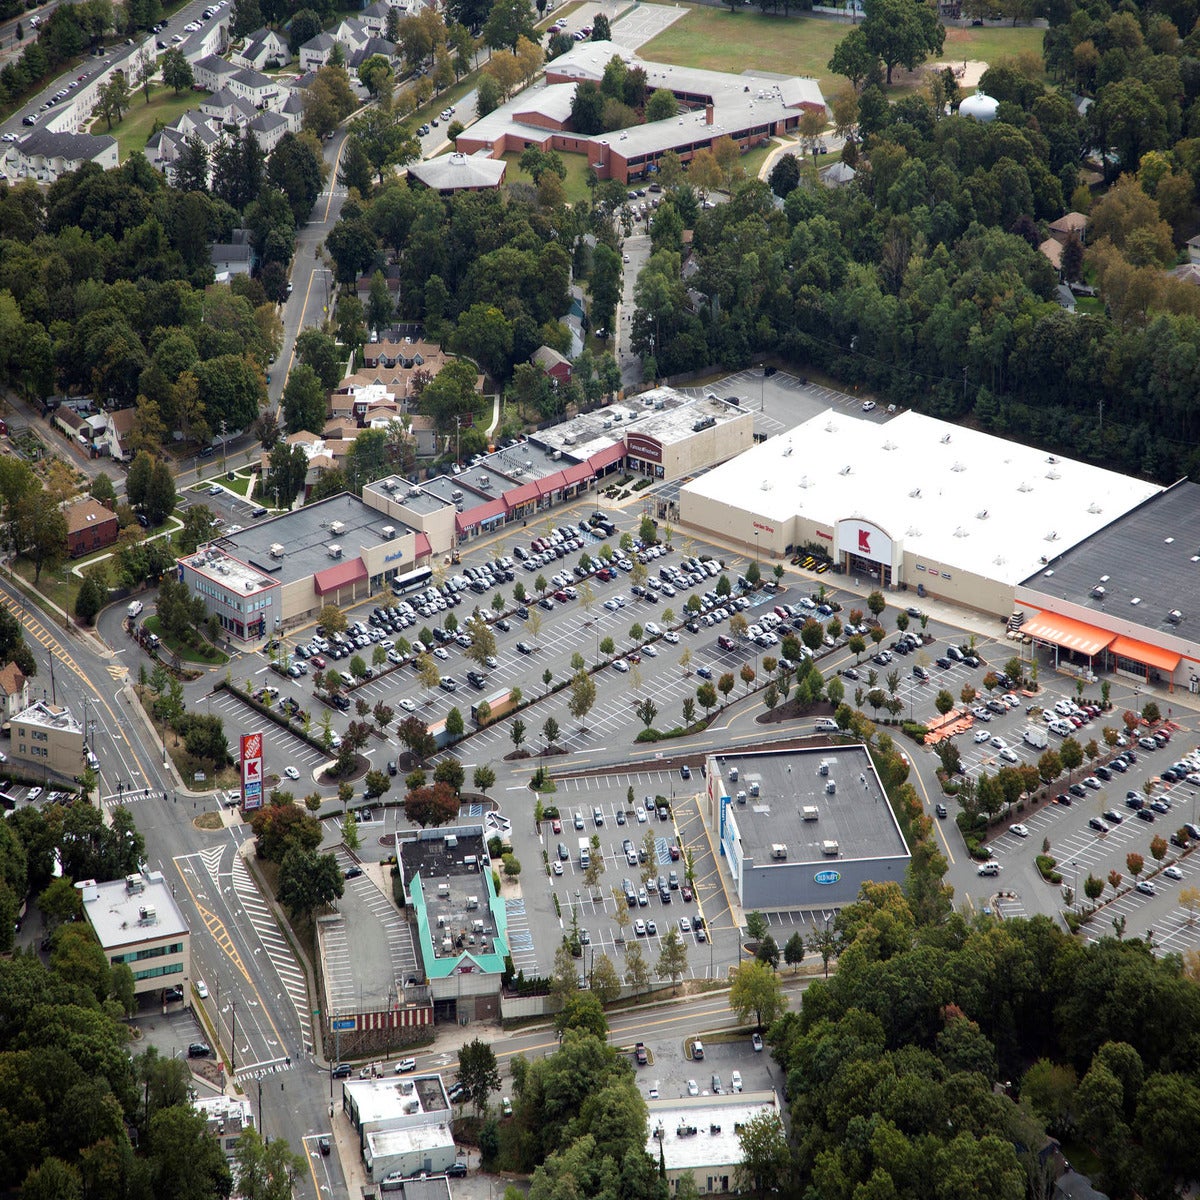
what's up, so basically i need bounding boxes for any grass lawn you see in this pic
[226,474,253,497]
[501,149,594,205]
[10,557,79,619]
[637,10,1044,96]
[92,85,200,159]
[143,614,230,666]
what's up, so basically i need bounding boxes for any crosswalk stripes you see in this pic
[107,665,126,680]
[196,845,225,890]
[231,855,313,1049]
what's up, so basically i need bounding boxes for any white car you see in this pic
[433,646,450,660]
[643,644,658,657]
[999,747,1019,763]
[974,728,991,744]
[553,861,563,875]
[195,980,209,998]
[687,1079,699,1096]
[399,698,416,712]
[27,787,42,801]
[612,659,629,673]
[634,918,647,935]
[1010,823,1029,838]
[663,630,680,644]
[1164,865,1184,880]
[284,766,300,780]
[731,1070,743,1092]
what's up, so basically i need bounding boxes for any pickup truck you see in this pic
[635,1042,648,1066]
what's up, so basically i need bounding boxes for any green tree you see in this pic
[729,959,787,1029]
[162,46,194,92]
[655,927,688,993]
[232,1128,306,1200]
[282,363,327,433]
[276,848,344,921]
[861,0,945,85]
[736,1110,791,1200]
[458,1038,501,1117]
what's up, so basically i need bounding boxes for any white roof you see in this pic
[646,1090,780,1173]
[409,153,506,190]
[681,408,1161,585]
[82,871,189,950]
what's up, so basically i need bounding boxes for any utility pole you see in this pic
[220,418,228,475]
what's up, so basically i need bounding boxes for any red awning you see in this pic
[414,532,432,562]
[314,557,367,595]
[456,497,506,534]
[588,443,625,472]
[504,481,540,510]
[561,461,592,486]
[1109,635,1182,674]
[1022,611,1113,657]
[536,470,567,498]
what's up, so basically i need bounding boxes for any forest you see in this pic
[772,887,1200,1200]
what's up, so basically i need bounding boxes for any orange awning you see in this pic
[1022,612,1114,657]
[1108,635,1181,674]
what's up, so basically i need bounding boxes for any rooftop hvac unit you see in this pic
[446,834,458,849]
[802,806,819,821]
[1091,585,1106,599]
[269,543,285,558]
[551,450,561,461]
[138,905,156,922]
[330,521,345,535]
[602,419,612,429]
[821,840,840,856]
[465,895,478,909]
[563,433,576,446]
[243,580,255,591]
[825,779,836,794]
[125,873,145,893]
[437,882,450,897]
[771,844,787,860]
[382,525,395,540]
[478,475,491,487]
[327,543,343,558]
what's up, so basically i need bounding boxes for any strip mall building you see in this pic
[679,408,1200,690]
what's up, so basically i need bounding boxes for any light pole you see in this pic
[753,530,759,568]
[760,364,765,412]
[1071,860,1078,912]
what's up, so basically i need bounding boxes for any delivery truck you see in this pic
[1023,726,1048,750]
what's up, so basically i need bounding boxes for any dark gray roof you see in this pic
[20,128,114,160]
[1019,480,1198,636]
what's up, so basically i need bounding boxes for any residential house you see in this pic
[247,109,290,153]
[105,408,136,462]
[347,36,400,77]
[211,229,255,281]
[0,662,29,721]
[13,128,117,184]
[200,87,259,129]
[359,0,394,34]
[227,67,280,110]
[258,431,353,499]
[192,53,240,93]
[53,407,88,452]
[1039,237,1064,273]
[64,498,119,558]
[1047,212,1088,245]
[532,346,572,387]
[822,160,856,188]
[299,31,337,72]
[233,27,290,71]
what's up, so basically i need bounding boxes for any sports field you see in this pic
[636,8,1044,95]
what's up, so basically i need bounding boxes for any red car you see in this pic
[310,655,326,668]
[669,844,681,861]
[680,885,693,902]
[551,818,562,834]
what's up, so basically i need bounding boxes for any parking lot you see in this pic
[633,1031,781,1104]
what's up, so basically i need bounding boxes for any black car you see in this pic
[516,641,533,654]
[935,656,952,669]
[495,618,511,632]
[680,765,691,779]
[446,1162,468,1177]
[1103,809,1123,824]
[1069,783,1087,797]
[517,605,530,619]
[842,667,860,680]
[913,665,929,680]
[344,865,363,879]
[1135,808,1155,822]
[332,1063,353,1079]
[318,1137,331,1156]
[1089,817,1107,832]
[1056,793,1071,806]
[188,1042,211,1058]
[935,802,947,818]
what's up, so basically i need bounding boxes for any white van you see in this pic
[127,600,143,618]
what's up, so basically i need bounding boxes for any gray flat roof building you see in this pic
[703,746,910,911]
[1014,479,1200,690]
[80,871,191,999]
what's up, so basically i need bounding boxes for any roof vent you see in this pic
[1166,609,1183,624]
[909,487,921,498]
[1165,536,1175,544]
[1131,596,1141,605]
[1045,530,1059,542]
[1100,574,1110,582]
[1046,469,1061,480]
[993,555,1006,565]
[951,462,965,472]
[906,527,921,537]
[882,441,896,451]
[953,526,968,538]
[1017,481,1032,492]
[976,509,988,520]
[940,433,951,444]
[382,525,395,540]
[1046,455,1058,464]
[839,465,851,476]
[783,445,792,456]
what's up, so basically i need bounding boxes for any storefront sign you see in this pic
[814,869,841,885]
[626,434,663,464]
[240,732,264,811]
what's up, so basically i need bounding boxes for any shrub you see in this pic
[900,720,928,743]
[1035,854,1058,882]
